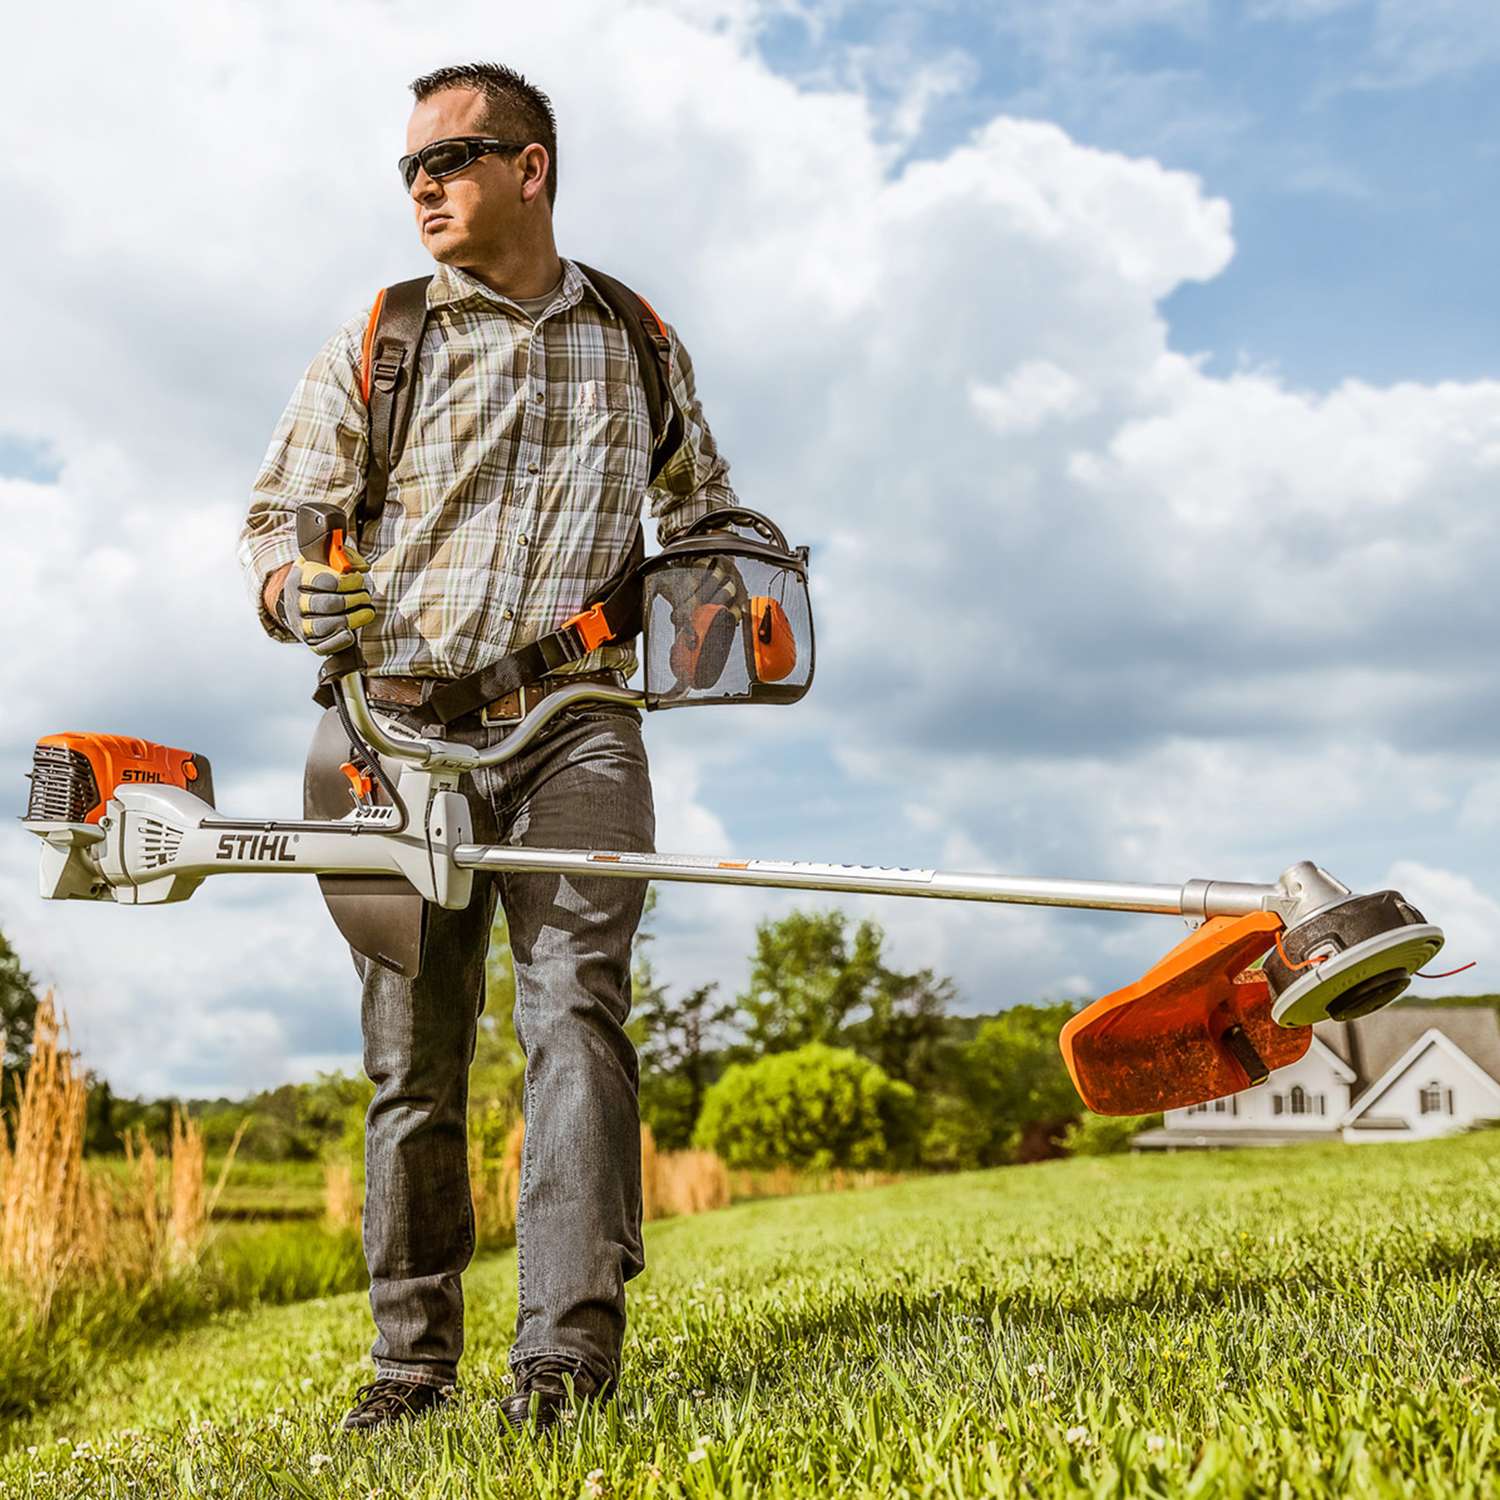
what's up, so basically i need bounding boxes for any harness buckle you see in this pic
[371,353,405,393]
[563,603,614,653]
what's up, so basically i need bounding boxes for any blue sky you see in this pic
[754,0,1500,390]
[1,0,1497,1096]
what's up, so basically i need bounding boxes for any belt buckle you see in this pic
[481,683,532,726]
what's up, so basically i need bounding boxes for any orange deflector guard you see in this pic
[1059,912,1312,1116]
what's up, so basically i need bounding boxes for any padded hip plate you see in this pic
[305,706,427,979]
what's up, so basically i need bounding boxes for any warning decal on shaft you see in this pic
[747,860,937,883]
[582,852,937,883]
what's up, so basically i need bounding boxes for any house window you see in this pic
[1420,1081,1453,1116]
[1316,1094,1326,1116]
[1272,1094,1284,1116]
[1213,1098,1227,1113]
[1289,1085,1307,1116]
[1188,1102,1208,1115]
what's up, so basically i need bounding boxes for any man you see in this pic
[238,61,736,1434]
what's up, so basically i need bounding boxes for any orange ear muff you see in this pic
[1058,912,1311,1116]
[751,597,796,682]
[669,603,739,690]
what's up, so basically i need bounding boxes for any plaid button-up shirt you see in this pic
[238,258,736,681]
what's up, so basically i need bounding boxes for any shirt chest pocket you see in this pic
[567,379,651,481]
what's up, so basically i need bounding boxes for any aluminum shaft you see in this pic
[454,845,1280,918]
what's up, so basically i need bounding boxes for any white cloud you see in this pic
[0,0,1496,1096]
[1381,862,1500,994]
[971,362,1095,434]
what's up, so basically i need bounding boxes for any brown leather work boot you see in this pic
[341,1376,451,1433]
[498,1364,609,1439]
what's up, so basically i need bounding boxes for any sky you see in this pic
[1,0,1497,1098]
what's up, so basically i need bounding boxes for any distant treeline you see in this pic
[8,910,1496,1173]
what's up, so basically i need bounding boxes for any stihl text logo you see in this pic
[121,769,164,783]
[215,833,296,863]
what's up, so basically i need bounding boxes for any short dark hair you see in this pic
[409,62,558,207]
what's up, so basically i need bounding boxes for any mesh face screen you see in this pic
[642,554,813,708]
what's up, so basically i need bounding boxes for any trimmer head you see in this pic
[1265,890,1443,1027]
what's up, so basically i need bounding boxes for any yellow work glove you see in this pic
[279,543,376,657]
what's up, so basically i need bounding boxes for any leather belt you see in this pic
[366,670,627,726]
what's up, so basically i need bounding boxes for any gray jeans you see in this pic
[355,702,655,1392]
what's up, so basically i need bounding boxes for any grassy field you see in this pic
[208,1159,328,1221]
[5,1134,1500,1498]
[86,1156,329,1222]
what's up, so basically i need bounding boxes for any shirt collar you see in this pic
[425,258,616,320]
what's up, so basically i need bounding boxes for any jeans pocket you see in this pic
[560,702,644,730]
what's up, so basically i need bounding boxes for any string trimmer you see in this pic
[20,506,1446,1116]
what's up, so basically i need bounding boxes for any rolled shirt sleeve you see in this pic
[647,323,739,544]
[237,315,369,641]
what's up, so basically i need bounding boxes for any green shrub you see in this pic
[1062,1110,1162,1156]
[693,1043,917,1170]
[918,1093,996,1170]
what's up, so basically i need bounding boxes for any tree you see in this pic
[937,1002,1082,1167]
[737,909,957,1089]
[637,982,737,1148]
[841,965,957,1091]
[0,928,40,1092]
[738,910,885,1053]
[693,1043,918,1170]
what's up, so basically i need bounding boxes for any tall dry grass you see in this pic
[0,998,99,1317]
[169,1108,205,1261]
[0,998,237,1320]
[322,1160,361,1233]
[467,1120,524,1248]
[728,1165,906,1201]
[641,1127,730,1220]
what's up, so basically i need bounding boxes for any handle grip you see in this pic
[295,503,365,683]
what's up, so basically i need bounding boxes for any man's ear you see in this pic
[520,144,551,205]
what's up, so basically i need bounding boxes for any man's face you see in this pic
[404,88,547,266]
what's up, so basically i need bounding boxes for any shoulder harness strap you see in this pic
[572,262,685,485]
[357,275,432,537]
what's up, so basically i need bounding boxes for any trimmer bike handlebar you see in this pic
[295,504,647,772]
[338,673,647,772]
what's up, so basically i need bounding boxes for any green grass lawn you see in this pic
[6,1135,1500,1498]
[208,1158,329,1221]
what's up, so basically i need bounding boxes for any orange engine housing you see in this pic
[27,734,214,825]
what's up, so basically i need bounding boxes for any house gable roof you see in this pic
[1303,1033,1357,1084]
[1342,1028,1500,1125]
[1314,1005,1500,1091]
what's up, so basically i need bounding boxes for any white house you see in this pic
[1132,1005,1500,1150]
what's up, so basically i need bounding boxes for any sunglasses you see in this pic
[398,136,530,192]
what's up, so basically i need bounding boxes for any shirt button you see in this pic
[503,607,515,621]
[517,534,529,547]
[527,461,540,474]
